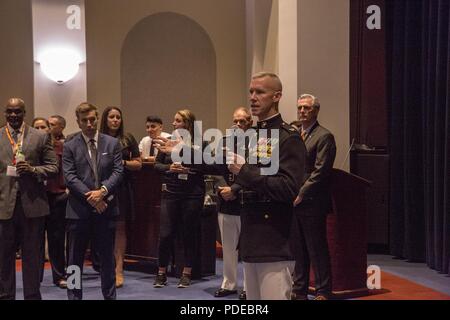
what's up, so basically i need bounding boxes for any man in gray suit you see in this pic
[292,94,336,300]
[0,98,58,300]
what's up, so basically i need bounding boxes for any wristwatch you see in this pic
[100,186,108,197]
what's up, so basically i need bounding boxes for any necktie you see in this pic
[11,130,18,143]
[301,130,307,141]
[88,139,100,188]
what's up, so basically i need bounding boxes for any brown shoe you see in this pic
[313,294,328,300]
[56,279,67,289]
[116,274,124,288]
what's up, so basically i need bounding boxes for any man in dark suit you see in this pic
[214,107,252,299]
[0,98,58,300]
[63,102,123,300]
[292,94,336,300]
[46,115,69,289]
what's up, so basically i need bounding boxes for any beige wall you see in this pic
[0,0,350,170]
[121,12,217,140]
[0,0,34,126]
[246,0,350,171]
[298,0,350,171]
[85,0,247,139]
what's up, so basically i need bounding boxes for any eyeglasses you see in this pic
[297,105,314,112]
[5,108,24,115]
[233,119,249,125]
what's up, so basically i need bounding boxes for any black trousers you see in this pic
[158,193,203,269]
[292,201,332,297]
[0,197,45,300]
[66,215,116,300]
[46,192,68,284]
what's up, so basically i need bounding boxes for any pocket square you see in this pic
[102,152,108,155]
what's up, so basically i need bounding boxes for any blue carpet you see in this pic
[14,255,450,300]
[16,259,245,300]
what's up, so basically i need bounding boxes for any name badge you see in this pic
[6,166,18,177]
[178,174,188,181]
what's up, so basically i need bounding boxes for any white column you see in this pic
[246,0,277,80]
[32,0,87,135]
[278,0,298,123]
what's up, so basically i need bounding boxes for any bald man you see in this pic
[214,107,252,299]
[0,98,58,300]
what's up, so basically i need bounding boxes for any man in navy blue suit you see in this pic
[63,102,123,300]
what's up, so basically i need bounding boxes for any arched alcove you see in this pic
[121,12,217,139]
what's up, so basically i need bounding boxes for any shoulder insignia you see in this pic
[280,123,298,134]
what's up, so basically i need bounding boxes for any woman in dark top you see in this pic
[153,109,205,289]
[100,106,142,288]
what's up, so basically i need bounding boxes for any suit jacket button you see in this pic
[264,214,269,219]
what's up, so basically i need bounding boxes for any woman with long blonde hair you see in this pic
[153,109,204,289]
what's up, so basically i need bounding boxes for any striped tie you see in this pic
[301,130,307,141]
[12,130,18,143]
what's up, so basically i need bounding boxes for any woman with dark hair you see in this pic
[32,117,50,133]
[100,106,142,288]
[153,109,205,289]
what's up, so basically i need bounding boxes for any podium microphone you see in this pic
[224,124,239,138]
[341,138,356,169]
[222,125,239,148]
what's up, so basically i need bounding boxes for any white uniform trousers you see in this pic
[218,212,246,291]
[243,261,294,300]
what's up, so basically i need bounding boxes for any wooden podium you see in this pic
[126,164,217,278]
[310,169,371,298]
[126,163,161,262]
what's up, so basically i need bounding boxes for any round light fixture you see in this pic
[38,48,82,84]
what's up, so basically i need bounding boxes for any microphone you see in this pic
[219,125,241,164]
[340,138,356,169]
[223,124,239,138]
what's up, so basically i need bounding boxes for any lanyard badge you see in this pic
[5,125,24,165]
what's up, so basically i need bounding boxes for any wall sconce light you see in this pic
[37,48,83,84]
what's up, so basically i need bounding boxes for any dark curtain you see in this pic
[387,0,450,275]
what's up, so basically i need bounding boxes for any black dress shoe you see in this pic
[214,288,237,297]
[313,294,330,300]
[239,291,247,300]
[291,292,308,300]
